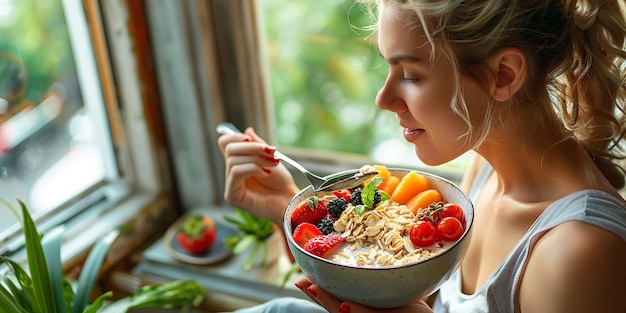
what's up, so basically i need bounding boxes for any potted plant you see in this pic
[0,198,206,313]
[223,208,280,270]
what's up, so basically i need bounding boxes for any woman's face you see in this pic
[376,3,490,165]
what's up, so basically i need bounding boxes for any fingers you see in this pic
[217,126,266,151]
[244,127,267,143]
[221,131,280,172]
[294,278,346,313]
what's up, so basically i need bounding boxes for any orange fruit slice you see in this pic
[407,189,443,215]
[391,171,431,205]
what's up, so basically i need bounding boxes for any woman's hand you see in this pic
[294,277,434,313]
[218,127,300,225]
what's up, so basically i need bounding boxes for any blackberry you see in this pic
[316,218,335,235]
[373,190,382,206]
[327,198,348,218]
[350,188,363,206]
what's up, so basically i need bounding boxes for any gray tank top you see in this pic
[433,164,626,313]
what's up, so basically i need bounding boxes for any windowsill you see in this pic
[61,192,154,261]
[127,205,309,311]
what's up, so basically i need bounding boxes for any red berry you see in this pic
[436,217,464,242]
[332,189,352,202]
[176,215,217,254]
[440,203,465,225]
[290,196,328,228]
[292,222,323,248]
[303,235,345,257]
[409,221,437,247]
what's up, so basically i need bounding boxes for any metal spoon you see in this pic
[216,122,377,192]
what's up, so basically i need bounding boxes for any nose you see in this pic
[375,77,406,113]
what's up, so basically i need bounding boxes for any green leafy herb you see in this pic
[361,177,383,208]
[354,205,367,216]
[355,177,390,215]
[223,208,276,269]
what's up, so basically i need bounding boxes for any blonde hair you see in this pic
[359,0,626,189]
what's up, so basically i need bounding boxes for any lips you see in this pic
[403,127,424,142]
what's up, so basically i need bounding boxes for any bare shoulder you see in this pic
[518,221,626,313]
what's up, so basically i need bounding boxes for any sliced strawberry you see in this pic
[332,189,352,202]
[292,222,323,248]
[290,196,328,228]
[303,235,346,258]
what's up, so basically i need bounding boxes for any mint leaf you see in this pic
[380,190,391,202]
[354,205,367,216]
[361,177,384,208]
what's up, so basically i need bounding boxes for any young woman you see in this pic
[218,0,626,312]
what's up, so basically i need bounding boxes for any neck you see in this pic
[474,104,605,203]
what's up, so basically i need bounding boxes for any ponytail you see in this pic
[554,0,626,189]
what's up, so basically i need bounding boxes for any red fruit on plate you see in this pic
[176,215,217,254]
[292,222,323,247]
[290,196,328,228]
[303,235,345,257]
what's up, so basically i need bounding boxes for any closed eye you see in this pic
[400,77,420,83]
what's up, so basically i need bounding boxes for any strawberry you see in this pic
[303,235,346,257]
[176,215,217,254]
[332,189,352,202]
[290,196,328,228]
[292,222,322,247]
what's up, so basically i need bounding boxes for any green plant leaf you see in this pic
[224,208,276,238]
[70,229,120,313]
[0,283,28,313]
[20,200,57,313]
[233,234,257,254]
[82,291,113,313]
[41,225,67,313]
[125,280,205,311]
[243,242,261,270]
[62,279,75,313]
[0,256,35,311]
[3,275,32,311]
[0,198,20,223]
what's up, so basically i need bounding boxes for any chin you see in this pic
[414,149,450,167]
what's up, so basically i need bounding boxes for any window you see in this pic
[0,0,171,260]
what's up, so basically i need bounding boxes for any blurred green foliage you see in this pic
[261,0,396,156]
[0,0,74,107]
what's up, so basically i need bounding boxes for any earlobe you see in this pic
[492,48,527,102]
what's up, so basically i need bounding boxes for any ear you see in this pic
[489,47,527,102]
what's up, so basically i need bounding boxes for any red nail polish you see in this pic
[262,168,271,174]
[265,156,280,164]
[339,303,351,313]
[306,287,317,298]
[243,137,251,142]
[263,146,276,154]
[294,283,303,290]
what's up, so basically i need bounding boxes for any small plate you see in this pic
[164,214,238,265]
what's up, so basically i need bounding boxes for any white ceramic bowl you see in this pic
[283,168,474,308]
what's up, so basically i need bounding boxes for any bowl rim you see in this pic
[283,167,475,270]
